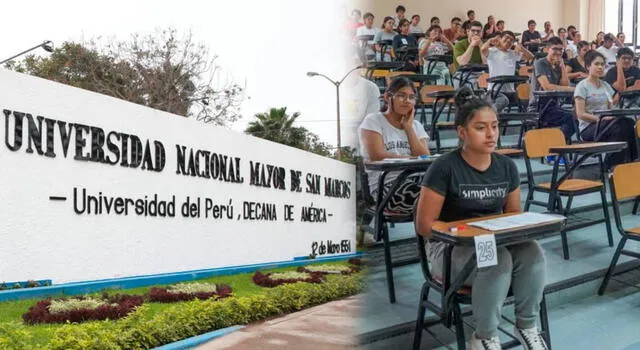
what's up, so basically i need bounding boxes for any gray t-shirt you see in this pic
[528,57,563,111]
[574,79,615,132]
[358,112,429,193]
[421,149,520,222]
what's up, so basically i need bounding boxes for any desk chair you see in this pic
[419,85,455,150]
[360,167,419,303]
[599,162,640,295]
[522,128,613,260]
[412,234,552,350]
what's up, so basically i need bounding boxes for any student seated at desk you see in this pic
[416,87,548,350]
[453,20,485,88]
[529,36,576,140]
[359,76,430,215]
[481,31,534,111]
[575,51,637,168]
[604,47,640,106]
[419,25,453,85]
[392,19,420,72]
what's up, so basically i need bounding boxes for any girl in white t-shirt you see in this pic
[419,25,454,85]
[358,76,430,214]
[575,50,637,168]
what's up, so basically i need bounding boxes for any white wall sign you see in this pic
[0,70,356,284]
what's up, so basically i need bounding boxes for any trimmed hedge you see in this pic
[47,274,364,350]
[252,271,324,287]
[297,265,359,275]
[22,294,143,325]
[147,284,233,303]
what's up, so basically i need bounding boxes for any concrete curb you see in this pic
[152,325,245,350]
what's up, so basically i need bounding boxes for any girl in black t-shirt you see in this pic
[567,41,590,85]
[415,87,548,350]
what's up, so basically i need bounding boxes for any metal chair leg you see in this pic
[540,294,552,350]
[452,302,467,350]
[598,237,628,295]
[382,223,396,303]
[601,188,614,247]
[412,283,430,350]
[561,231,570,260]
[633,197,639,215]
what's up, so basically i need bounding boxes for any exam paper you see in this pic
[468,212,564,231]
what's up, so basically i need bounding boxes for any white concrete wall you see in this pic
[0,70,355,284]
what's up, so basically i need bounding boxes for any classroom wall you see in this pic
[352,0,605,40]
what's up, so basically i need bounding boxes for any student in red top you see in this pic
[443,17,463,42]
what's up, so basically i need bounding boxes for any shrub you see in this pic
[22,294,143,325]
[297,264,359,275]
[148,283,232,303]
[252,271,324,288]
[0,322,33,350]
[47,274,364,350]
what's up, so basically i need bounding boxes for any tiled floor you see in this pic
[358,155,640,349]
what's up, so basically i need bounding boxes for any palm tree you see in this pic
[245,107,308,148]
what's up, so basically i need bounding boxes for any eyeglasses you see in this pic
[393,93,417,102]
[620,56,633,61]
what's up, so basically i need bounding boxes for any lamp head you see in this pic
[42,41,54,53]
[306,72,319,77]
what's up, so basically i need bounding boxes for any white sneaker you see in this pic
[468,331,502,350]
[513,326,549,350]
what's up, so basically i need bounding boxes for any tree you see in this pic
[245,107,332,156]
[6,29,244,126]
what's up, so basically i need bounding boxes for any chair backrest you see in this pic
[420,85,455,105]
[636,120,640,139]
[516,83,531,101]
[523,128,566,158]
[385,71,416,86]
[477,72,489,90]
[611,162,640,200]
[518,65,532,78]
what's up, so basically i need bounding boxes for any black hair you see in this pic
[426,25,442,35]
[617,32,625,38]
[398,19,411,29]
[567,25,576,31]
[497,20,505,26]
[385,76,415,112]
[395,5,406,13]
[469,21,483,29]
[453,87,495,128]
[547,36,563,46]
[501,30,515,39]
[462,21,471,31]
[528,19,536,26]
[558,27,566,33]
[411,14,420,20]
[363,12,374,20]
[467,10,475,16]
[430,16,439,23]
[577,40,590,51]
[382,16,394,28]
[617,47,634,58]
[451,17,462,23]
[584,50,605,67]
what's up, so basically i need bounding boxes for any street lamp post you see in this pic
[306,65,362,159]
[0,41,54,65]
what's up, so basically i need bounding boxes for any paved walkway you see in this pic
[197,295,361,349]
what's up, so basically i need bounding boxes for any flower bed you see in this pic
[22,294,143,325]
[297,264,359,275]
[252,270,324,287]
[148,282,233,303]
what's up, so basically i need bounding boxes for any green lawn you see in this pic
[0,260,359,348]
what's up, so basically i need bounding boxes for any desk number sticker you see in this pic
[474,234,498,268]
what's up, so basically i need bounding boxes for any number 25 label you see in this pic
[474,234,498,268]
